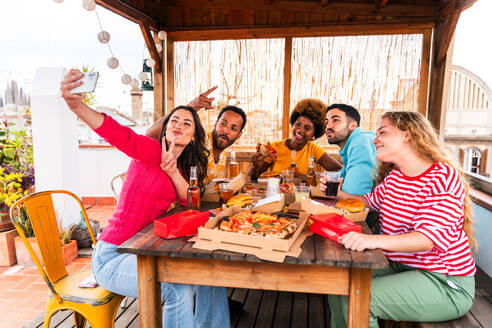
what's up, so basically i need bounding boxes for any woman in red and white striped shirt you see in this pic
[323,111,476,327]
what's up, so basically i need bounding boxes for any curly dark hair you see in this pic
[289,98,327,139]
[159,106,210,192]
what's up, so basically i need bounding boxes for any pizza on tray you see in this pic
[218,211,297,239]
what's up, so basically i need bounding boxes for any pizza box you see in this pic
[196,206,309,253]
[192,231,312,263]
[202,184,220,202]
[301,198,368,222]
[225,173,247,194]
[252,193,285,213]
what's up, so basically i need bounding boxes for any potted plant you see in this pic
[14,210,78,266]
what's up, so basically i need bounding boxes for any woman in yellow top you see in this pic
[248,98,342,179]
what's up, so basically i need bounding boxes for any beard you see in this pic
[212,129,235,150]
[326,125,351,145]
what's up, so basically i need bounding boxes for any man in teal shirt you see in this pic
[325,104,376,195]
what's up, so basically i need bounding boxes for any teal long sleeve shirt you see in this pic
[339,127,377,195]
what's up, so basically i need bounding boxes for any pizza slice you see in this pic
[256,142,277,164]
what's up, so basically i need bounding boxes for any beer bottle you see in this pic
[289,150,298,178]
[306,156,316,186]
[229,150,239,178]
[187,166,201,210]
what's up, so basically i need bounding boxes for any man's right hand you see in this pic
[187,86,217,111]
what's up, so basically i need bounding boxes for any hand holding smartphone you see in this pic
[71,72,99,94]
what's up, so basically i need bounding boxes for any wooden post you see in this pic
[166,38,175,115]
[418,29,432,117]
[282,37,292,140]
[137,255,161,328]
[427,36,454,137]
[153,34,165,121]
[347,268,372,328]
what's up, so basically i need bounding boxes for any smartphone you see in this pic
[71,72,99,94]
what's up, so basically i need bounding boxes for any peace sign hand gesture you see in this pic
[161,135,178,176]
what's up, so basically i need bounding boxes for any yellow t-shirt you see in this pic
[270,139,325,175]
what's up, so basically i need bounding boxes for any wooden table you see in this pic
[117,202,388,328]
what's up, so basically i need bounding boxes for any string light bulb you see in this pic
[130,78,139,89]
[121,74,132,85]
[138,72,149,81]
[97,31,110,44]
[145,58,155,68]
[107,57,119,69]
[53,0,64,3]
[82,0,96,11]
[157,31,167,40]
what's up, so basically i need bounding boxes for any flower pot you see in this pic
[0,229,18,266]
[0,212,13,232]
[14,237,78,266]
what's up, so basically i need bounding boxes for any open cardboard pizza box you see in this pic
[245,182,296,204]
[301,198,369,222]
[192,205,310,262]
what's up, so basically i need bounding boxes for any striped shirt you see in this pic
[365,162,476,276]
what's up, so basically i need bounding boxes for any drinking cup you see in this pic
[294,185,310,202]
[266,178,280,197]
[219,183,234,202]
[323,171,341,197]
[282,169,294,183]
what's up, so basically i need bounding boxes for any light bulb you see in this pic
[130,78,139,89]
[107,57,119,69]
[145,58,155,67]
[97,31,110,43]
[82,0,96,11]
[53,0,64,3]
[155,44,162,52]
[157,30,167,40]
[138,72,149,81]
[121,74,131,85]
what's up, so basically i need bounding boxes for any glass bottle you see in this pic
[229,150,239,178]
[289,150,298,178]
[187,166,201,210]
[306,156,316,186]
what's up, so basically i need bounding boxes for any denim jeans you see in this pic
[92,240,230,328]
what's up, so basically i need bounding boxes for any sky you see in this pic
[0,0,491,115]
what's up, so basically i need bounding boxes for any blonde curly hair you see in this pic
[375,111,476,252]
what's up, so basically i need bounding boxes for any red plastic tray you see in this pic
[308,213,361,243]
[154,210,210,239]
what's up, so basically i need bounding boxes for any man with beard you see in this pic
[325,104,376,195]
[146,87,246,181]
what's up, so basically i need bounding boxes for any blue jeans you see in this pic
[92,240,230,328]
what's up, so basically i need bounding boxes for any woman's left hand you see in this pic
[339,231,379,252]
[160,135,178,175]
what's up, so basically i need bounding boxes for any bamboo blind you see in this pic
[174,34,423,151]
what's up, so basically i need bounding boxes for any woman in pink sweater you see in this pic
[61,69,230,328]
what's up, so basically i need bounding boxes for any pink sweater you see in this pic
[94,115,186,245]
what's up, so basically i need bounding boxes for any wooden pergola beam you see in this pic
[139,23,162,73]
[95,0,159,30]
[166,20,434,41]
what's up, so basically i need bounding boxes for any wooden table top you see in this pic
[118,202,388,269]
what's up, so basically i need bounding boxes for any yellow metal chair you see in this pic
[10,190,124,328]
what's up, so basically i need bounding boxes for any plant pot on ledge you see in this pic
[0,212,13,232]
[14,237,78,266]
